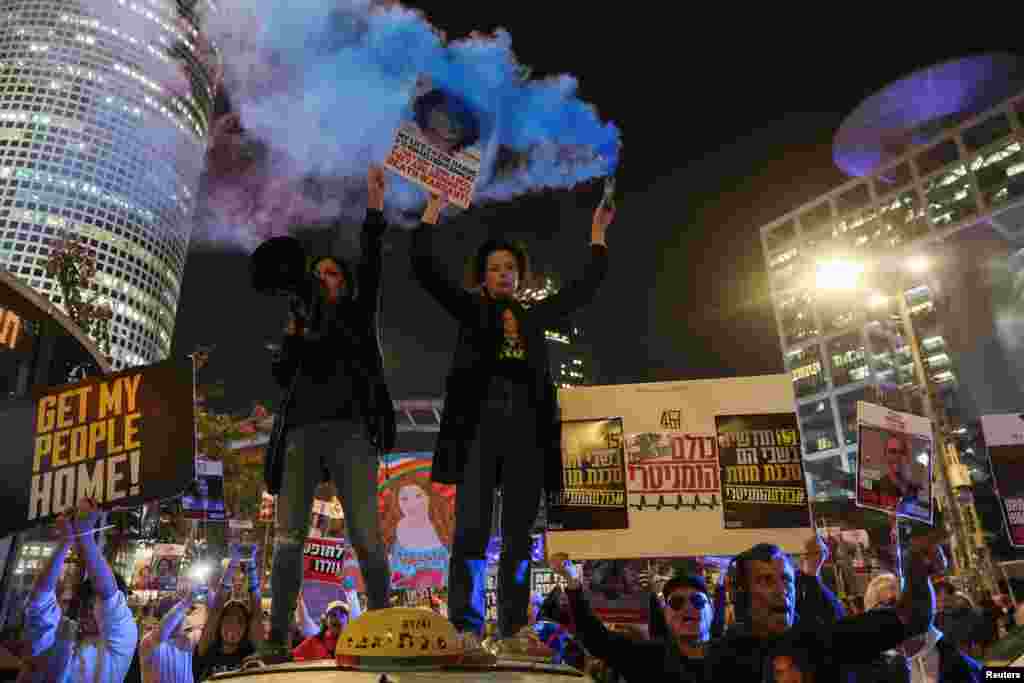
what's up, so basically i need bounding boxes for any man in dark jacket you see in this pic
[858,573,982,683]
[412,192,613,653]
[551,554,710,682]
[706,540,941,682]
[262,166,395,657]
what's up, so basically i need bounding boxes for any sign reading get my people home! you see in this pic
[0,358,195,536]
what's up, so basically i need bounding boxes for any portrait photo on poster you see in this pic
[383,72,494,209]
[855,407,933,524]
[182,457,226,521]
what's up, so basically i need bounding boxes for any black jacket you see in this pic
[566,586,704,683]
[795,572,845,630]
[854,630,982,683]
[263,209,396,493]
[702,609,909,682]
[410,222,608,494]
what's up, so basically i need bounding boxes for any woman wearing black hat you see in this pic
[550,554,711,682]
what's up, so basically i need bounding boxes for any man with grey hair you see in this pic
[858,572,982,682]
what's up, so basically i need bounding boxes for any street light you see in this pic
[907,255,930,274]
[814,255,997,598]
[816,259,864,291]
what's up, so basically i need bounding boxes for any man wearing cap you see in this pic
[550,554,711,682]
[291,600,353,662]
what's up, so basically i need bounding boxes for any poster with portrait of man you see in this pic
[383,73,494,208]
[855,401,933,524]
[182,457,226,521]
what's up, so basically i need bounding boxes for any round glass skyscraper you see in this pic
[0,0,218,369]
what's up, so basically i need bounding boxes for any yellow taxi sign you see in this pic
[335,607,462,670]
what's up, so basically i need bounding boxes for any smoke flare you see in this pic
[197,0,621,251]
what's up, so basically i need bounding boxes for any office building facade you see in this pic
[0,0,218,369]
[519,274,594,388]
[761,86,1024,503]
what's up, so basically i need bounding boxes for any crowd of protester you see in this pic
[0,501,1019,682]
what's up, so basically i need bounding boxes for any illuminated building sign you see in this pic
[0,307,21,351]
[791,361,822,382]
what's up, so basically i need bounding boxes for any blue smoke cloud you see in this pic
[198,0,620,250]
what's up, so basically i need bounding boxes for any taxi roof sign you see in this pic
[335,607,462,671]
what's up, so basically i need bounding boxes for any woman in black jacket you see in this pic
[411,192,613,650]
[262,166,395,657]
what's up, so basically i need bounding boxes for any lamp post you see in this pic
[816,257,996,597]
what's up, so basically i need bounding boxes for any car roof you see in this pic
[211,660,590,681]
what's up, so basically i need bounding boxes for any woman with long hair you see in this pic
[262,166,395,659]
[192,545,262,681]
[379,475,453,591]
[410,191,613,653]
[291,601,351,662]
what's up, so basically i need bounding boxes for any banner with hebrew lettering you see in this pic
[715,413,811,530]
[547,417,629,531]
[547,376,813,560]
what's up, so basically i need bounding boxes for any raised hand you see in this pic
[367,165,386,211]
[801,535,828,576]
[591,204,615,245]
[421,193,448,225]
[71,497,101,543]
[55,513,74,546]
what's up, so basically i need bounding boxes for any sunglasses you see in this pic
[665,592,709,611]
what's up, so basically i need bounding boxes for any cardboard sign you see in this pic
[546,377,814,559]
[856,401,933,523]
[0,359,195,537]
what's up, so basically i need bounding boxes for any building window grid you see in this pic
[0,0,214,368]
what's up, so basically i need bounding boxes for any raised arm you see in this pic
[410,194,474,320]
[296,590,319,639]
[246,546,264,645]
[73,498,138,670]
[23,515,73,658]
[197,546,242,656]
[358,165,388,318]
[551,554,646,677]
[895,535,943,636]
[529,203,612,323]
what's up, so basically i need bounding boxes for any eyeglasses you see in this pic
[665,592,709,611]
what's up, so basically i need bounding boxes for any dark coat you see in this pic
[854,631,983,683]
[263,209,396,494]
[703,609,909,682]
[410,222,608,494]
[795,572,845,630]
[566,587,705,683]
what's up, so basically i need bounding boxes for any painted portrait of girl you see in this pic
[379,474,454,591]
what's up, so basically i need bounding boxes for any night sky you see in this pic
[171,12,1000,415]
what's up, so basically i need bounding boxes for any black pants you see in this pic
[448,377,542,638]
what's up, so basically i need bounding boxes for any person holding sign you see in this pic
[549,552,711,682]
[20,497,138,683]
[701,539,944,682]
[264,166,395,658]
[410,191,613,654]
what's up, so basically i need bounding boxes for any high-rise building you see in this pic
[519,274,594,388]
[0,0,219,369]
[759,56,1024,504]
